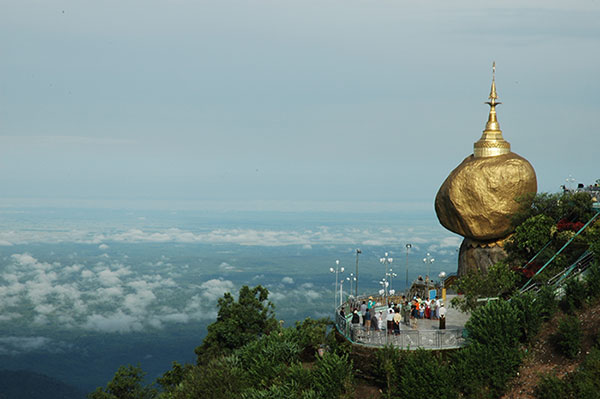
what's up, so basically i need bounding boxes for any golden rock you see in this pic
[435,63,537,242]
[435,152,537,241]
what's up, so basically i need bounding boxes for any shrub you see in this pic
[451,261,518,312]
[167,355,250,399]
[534,374,568,399]
[559,278,586,314]
[534,347,600,399]
[311,352,354,399]
[374,345,400,399]
[241,381,318,399]
[236,328,301,387]
[454,300,523,398]
[453,342,521,399]
[510,292,544,344]
[571,347,600,398]
[536,285,558,320]
[88,364,157,399]
[585,261,600,300]
[465,299,521,348]
[552,315,582,359]
[395,350,457,399]
[294,318,332,359]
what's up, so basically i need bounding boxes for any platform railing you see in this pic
[334,307,466,350]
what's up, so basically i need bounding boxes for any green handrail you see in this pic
[520,210,600,292]
[554,250,592,286]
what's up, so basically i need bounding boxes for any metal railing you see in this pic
[334,310,466,350]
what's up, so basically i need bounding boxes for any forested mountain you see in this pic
[0,370,85,399]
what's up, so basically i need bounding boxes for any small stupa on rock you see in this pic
[435,63,537,276]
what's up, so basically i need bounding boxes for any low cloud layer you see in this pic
[0,225,457,249]
[0,253,235,335]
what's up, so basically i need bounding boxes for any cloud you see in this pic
[11,253,42,268]
[123,290,157,315]
[198,278,234,302]
[0,224,451,248]
[305,290,321,300]
[96,266,131,287]
[81,269,94,278]
[218,262,238,272]
[281,276,294,284]
[427,235,462,253]
[97,268,124,287]
[0,251,241,334]
[0,336,72,355]
[84,311,144,333]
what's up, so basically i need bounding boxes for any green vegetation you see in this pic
[90,285,351,399]
[453,191,599,311]
[552,315,582,359]
[535,347,600,399]
[375,346,457,399]
[88,365,158,399]
[194,285,278,364]
[90,191,600,399]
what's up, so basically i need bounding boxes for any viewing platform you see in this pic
[334,292,470,350]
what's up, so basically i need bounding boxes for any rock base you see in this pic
[457,237,509,277]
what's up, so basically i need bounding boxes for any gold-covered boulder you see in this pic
[435,152,537,241]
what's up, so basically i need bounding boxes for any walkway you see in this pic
[335,295,470,350]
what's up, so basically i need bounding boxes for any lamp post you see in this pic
[405,243,412,292]
[379,279,389,302]
[566,174,576,191]
[379,252,393,299]
[339,279,345,307]
[355,249,361,297]
[329,260,344,311]
[438,271,447,301]
[423,253,435,286]
[346,274,356,298]
[388,272,398,293]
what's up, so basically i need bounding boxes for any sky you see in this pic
[0,0,599,212]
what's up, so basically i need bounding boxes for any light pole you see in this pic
[423,253,435,286]
[355,249,361,297]
[405,243,412,292]
[346,274,356,298]
[566,174,575,191]
[379,279,389,302]
[388,272,398,293]
[339,279,345,306]
[438,271,447,301]
[379,252,393,299]
[329,260,344,311]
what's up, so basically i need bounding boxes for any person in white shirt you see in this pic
[438,303,447,329]
[386,307,394,334]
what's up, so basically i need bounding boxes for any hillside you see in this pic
[502,298,600,399]
[0,370,85,399]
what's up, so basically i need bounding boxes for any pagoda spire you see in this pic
[473,62,511,157]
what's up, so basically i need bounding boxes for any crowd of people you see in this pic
[340,295,447,334]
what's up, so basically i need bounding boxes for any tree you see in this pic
[88,365,157,399]
[453,300,523,398]
[451,261,518,312]
[505,214,555,264]
[195,285,278,364]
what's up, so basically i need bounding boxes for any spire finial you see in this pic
[473,62,511,157]
[489,61,498,102]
